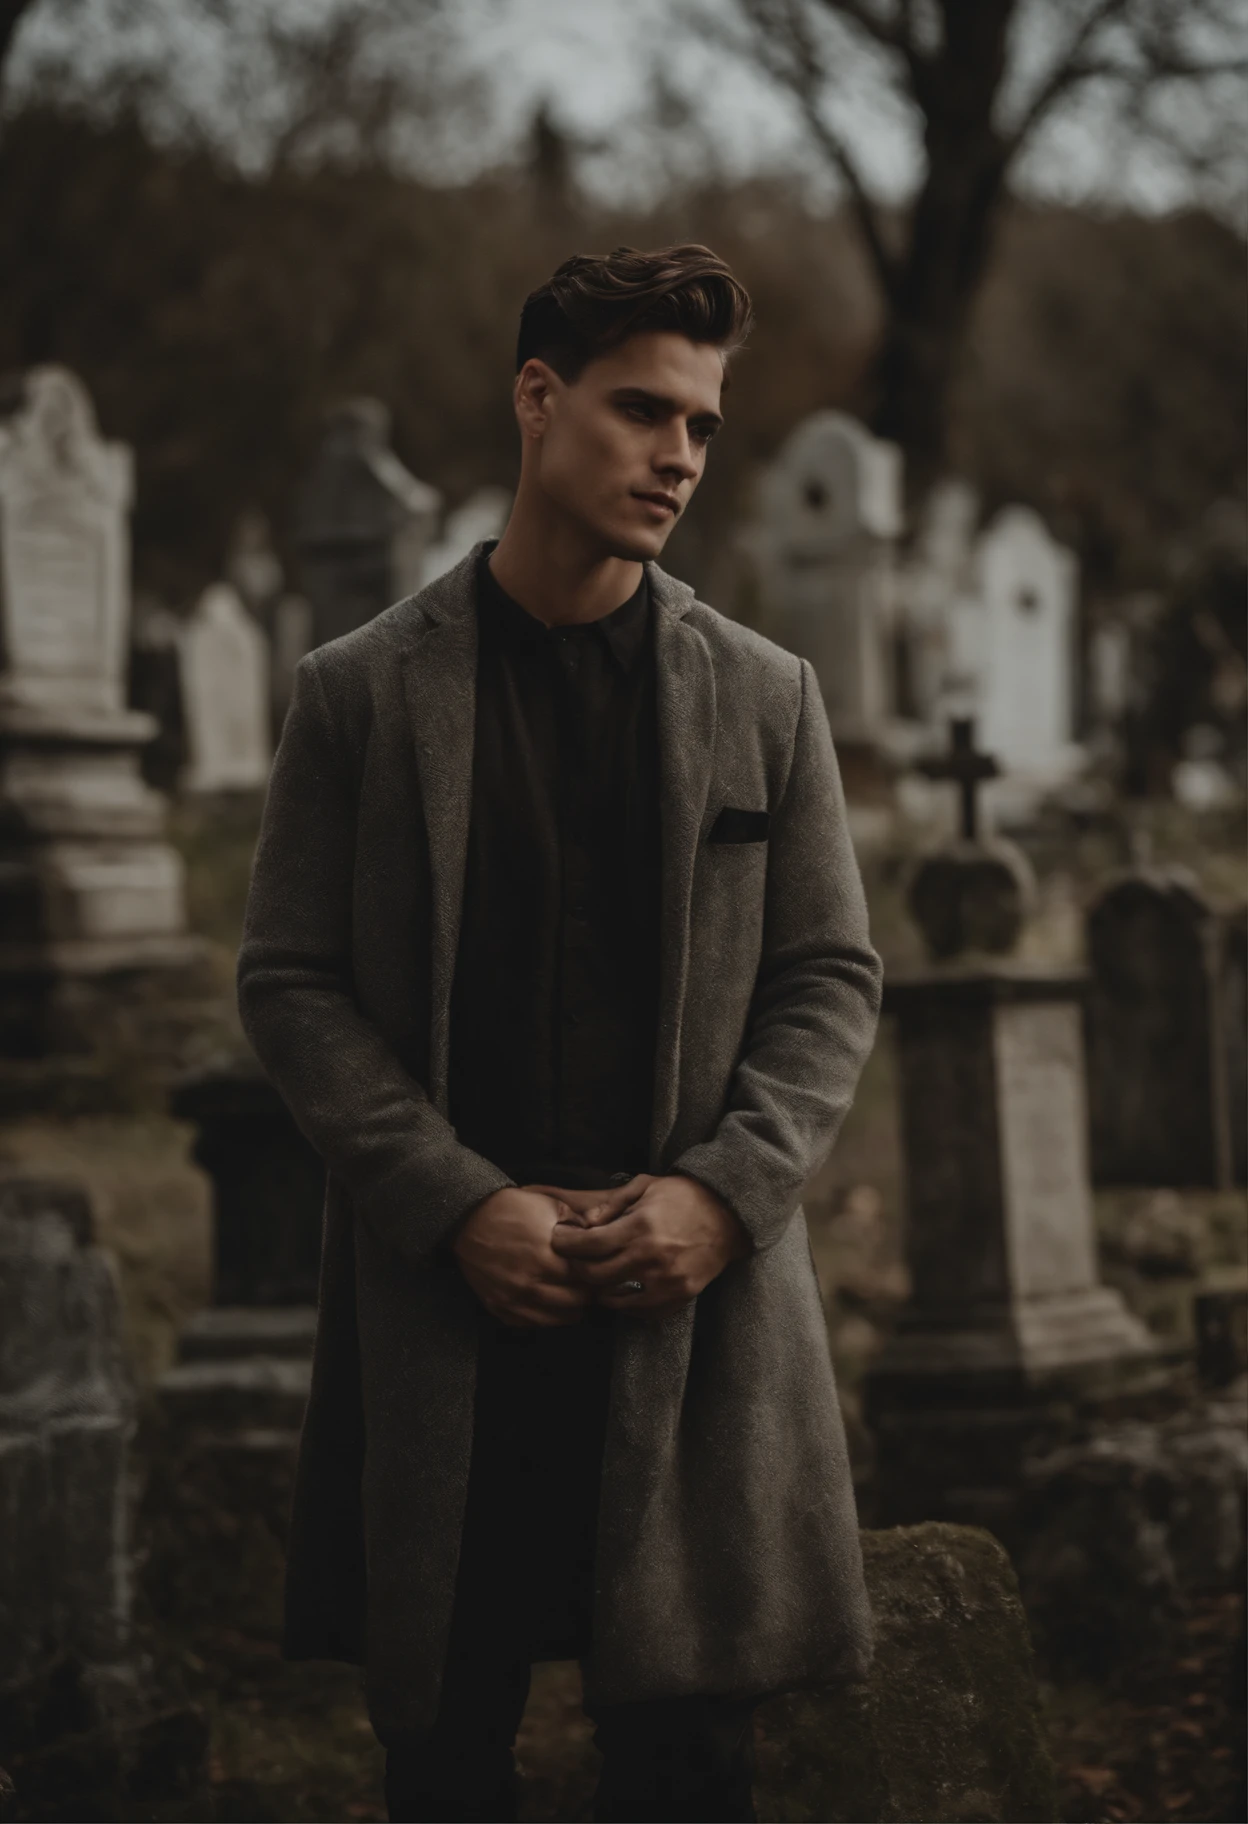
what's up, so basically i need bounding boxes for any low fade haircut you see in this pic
[517,244,753,381]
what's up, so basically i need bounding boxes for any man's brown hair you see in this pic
[516,244,753,380]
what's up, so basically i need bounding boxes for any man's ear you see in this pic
[514,358,561,439]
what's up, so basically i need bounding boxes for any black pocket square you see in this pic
[709,807,771,844]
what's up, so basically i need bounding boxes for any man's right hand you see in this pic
[452,1187,591,1327]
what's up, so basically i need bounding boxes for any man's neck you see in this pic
[488,492,644,628]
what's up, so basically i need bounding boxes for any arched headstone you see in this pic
[751,411,902,745]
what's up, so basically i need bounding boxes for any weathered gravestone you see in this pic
[294,398,441,649]
[0,1174,209,1818]
[0,368,199,1077]
[751,411,901,753]
[865,722,1158,1540]
[754,1525,1056,1824]
[972,506,1078,779]
[1086,872,1246,1188]
[178,582,271,793]
[150,1058,324,1635]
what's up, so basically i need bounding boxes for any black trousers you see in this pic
[381,1314,756,1823]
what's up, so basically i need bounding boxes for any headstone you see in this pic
[1087,872,1245,1188]
[865,733,1159,1538]
[973,506,1078,777]
[179,583,271,793]
[0,368,193,1057]
[294,398,441,648]
[750,411,902,747]
[0,1176,133,1694]
[0,367,130,722]
[152,1060,323,1638]
[0,1174,210,1819]
[420,486,512,587]
[755,1525,1056,1824]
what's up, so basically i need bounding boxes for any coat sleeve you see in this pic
[672,658,883,1251]
[236,653,512,1264]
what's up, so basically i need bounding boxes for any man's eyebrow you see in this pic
[609,387,724,431]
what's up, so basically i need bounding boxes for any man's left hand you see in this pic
[543,1174,751,1315]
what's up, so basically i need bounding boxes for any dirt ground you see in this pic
[176,1587,1245,1823]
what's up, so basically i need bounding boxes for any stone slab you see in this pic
[755,1523,1056,1823]
[179,1305,317,1362]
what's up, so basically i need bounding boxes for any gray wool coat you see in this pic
[236,544,883,1740]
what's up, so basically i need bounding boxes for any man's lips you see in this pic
[633,490,681,516]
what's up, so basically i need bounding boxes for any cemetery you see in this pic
[0,351,1239,1824]
[0,7,1243,1818]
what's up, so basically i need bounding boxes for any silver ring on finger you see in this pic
[619,1279,644,1295]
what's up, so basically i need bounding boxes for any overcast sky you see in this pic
[9,0,1245,216]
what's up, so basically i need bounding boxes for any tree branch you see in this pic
[740,0,902,298]
[1002,0,1247,160]
[0,0,40,85]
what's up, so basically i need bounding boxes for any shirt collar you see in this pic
[476,551,650,673]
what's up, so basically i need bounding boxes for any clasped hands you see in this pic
[451,1173,750,1328]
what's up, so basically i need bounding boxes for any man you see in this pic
[238,244,882,1823]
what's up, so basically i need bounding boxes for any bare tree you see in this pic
[720,0,1248,495]
[0,0,41,84]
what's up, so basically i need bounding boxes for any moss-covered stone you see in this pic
[755,1524,1056,1824]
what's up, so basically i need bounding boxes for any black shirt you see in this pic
[447,552,662,1188]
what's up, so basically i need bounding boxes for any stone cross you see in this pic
[917,717,1000,841]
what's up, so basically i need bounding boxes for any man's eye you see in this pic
[623,402,654,422]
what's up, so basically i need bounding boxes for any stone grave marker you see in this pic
[0,368,192,1047]
[294,398,441,648]
[972,506,1078,776]
[1087,872,1245,1188]
[420,485,512,587]
[751,410,902,747]
[866,722,1158,1538]
[179,582,271,793]
[0,1174,210,1817]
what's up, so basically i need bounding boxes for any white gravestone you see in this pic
[0,369,189,977]
[973,506,1078,776]
[419,487,512,588]
[751,411,902,744]
[0,366,132,722]
[180,584,271,792]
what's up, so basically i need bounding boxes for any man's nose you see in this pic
[653,428,699,484]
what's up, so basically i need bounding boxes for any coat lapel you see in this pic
[647,565,716,1162]
[399,549,716,1138]
[401,551,481,1114]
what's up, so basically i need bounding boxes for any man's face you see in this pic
[517,331,725,561]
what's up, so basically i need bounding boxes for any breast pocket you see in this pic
[707,806,770,845]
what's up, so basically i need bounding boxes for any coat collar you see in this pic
[401,542,713,1154]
